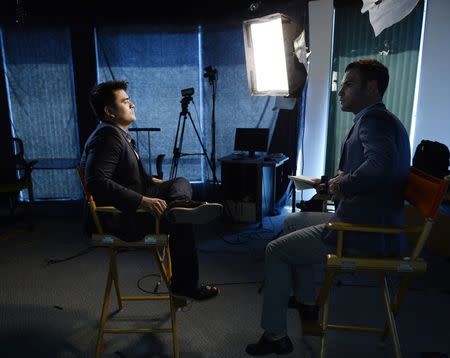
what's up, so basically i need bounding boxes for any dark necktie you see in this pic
[125,132,140,160]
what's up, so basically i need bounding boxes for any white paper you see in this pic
[361,0,420,37]
[288,174,318,190]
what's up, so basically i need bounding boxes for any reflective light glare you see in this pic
[250,18,288,93]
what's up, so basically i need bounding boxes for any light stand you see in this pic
[203,66,218,186]
[169,88,219,185]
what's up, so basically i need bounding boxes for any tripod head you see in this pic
[180,87,194,115]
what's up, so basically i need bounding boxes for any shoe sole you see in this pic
[167,203,223,224]
[171,289,219,301]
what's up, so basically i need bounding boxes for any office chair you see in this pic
[311,167,449,358]
[77,166,185,358]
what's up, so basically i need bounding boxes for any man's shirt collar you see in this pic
[353,101,385,124]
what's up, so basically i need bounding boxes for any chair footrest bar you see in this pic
[326,324,384,333]
[104,328,172,334]
[91,234,168,247]
[121,295,170,301]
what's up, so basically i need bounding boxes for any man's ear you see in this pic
[104,105,116,119]
[367,80,379,97]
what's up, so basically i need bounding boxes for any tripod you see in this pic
[169,95,219,185]
[204,65,218,186]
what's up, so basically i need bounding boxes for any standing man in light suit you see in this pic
[246,59,411,355]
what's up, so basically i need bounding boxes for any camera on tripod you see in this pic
[181,87,194,98]
[180,87,194,114]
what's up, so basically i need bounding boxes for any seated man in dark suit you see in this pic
[246,59,411,355]
[80,80,222,300]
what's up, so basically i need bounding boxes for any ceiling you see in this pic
[0,0,303,27]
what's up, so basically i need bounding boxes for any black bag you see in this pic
[412,140,450,178]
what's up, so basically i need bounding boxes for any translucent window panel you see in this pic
[2,28,81,200]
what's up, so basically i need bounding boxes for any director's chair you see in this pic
[311,167,449,358]
[77,166,185,358]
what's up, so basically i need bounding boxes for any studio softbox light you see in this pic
[243,13,306,97]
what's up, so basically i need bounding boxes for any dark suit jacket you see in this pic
[80,122,152,213]
[329,103,411,255]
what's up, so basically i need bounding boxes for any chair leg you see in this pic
[320,293,330,358]
[166,244,172,280]
[381,276,411,342]
[96,268,114,358]
[317,269,336,307]
[380,274,402,358]
[109,249,123,310]
[318,269,335,358]
[153,247,171,286]
[170,297,180,358]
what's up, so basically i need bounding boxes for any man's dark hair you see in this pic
[89,80,128,121]
[345,59,389,98]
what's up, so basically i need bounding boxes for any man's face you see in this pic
[338,69,374,114]
[106,89,136,126]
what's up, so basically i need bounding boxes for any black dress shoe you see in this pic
[288,297,319,321]
[172,284,219,301]
[298,303,319,321]
[165,201,223,224]
[246,335,293,356]
[288,296,299,309]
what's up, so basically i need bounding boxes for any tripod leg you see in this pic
[170,114,187,179]
[187,112,219,185]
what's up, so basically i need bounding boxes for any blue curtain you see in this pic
[1,28,80,200]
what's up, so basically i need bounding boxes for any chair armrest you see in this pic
[327,221,422,234]
[94,206,121,213]
[95,206,153,215]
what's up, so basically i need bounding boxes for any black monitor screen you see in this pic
[234,128,269,158]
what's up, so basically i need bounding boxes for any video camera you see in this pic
[181,87,194,97]
[180,88,194,114]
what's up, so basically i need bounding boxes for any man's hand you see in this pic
[328,170,344,199]
[151,177,164,185]
[312,178,326,194]
[140,196,167,217]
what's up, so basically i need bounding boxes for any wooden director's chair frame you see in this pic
[310,167,449,358]
[77,166,185,358]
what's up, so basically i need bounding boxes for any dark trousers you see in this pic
[145,177,199,292]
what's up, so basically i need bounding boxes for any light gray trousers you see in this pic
[261,211,333,335]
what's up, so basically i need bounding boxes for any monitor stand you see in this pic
[248,150,256,158]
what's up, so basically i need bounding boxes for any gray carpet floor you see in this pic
[0,204,449,358]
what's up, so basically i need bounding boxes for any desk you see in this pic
[220,154,289,223]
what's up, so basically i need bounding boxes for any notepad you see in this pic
[288,175,319,190]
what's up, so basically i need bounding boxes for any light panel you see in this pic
[243,13,306,97]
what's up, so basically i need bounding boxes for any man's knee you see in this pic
[172,177,192,195]
[173,177,191,187]
[265,239,283,260]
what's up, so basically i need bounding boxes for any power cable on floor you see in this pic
[42,246,99,267]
